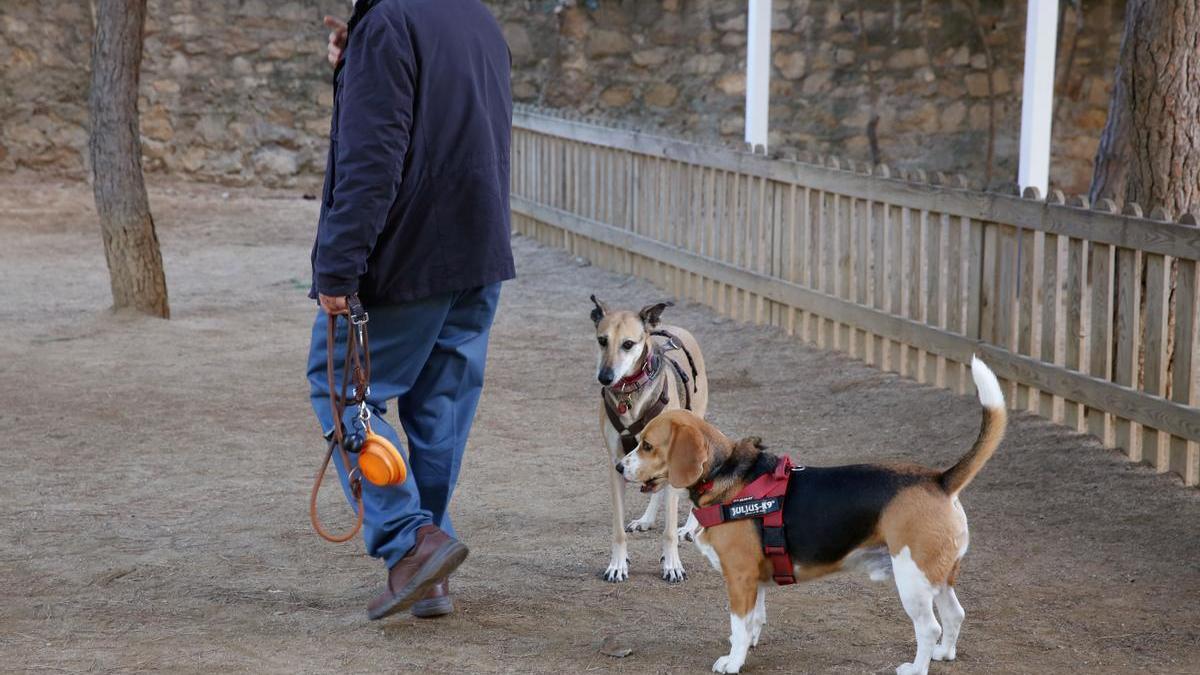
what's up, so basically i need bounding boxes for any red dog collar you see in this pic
[609,348,658,394]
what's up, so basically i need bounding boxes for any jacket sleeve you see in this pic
[314,12,416,297]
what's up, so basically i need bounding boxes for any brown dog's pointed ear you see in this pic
[638,301,674,327]
[667,423,708,489]
[590,294,608,326]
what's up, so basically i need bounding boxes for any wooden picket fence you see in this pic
[510,105,1200,487]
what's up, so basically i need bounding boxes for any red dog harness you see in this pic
[692,456,797,585]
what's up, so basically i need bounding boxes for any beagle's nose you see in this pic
[597,367,614,385]
[615,462,624,475]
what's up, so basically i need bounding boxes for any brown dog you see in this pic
[619,357,1006,674]
[592,296,708,583]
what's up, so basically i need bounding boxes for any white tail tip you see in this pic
[971,356,1005,409]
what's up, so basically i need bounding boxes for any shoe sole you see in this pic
[410,595,454,618]
[367,541,468,621]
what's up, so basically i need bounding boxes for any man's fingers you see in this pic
[319,294,349,315]
[322,15,346,31]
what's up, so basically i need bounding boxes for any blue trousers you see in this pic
[307,284,501,567]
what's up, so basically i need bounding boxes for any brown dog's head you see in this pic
[589,295,672,386]
[618,409,713,493]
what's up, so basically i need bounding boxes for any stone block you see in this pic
[774,51,806,80]
[801,70,833,95]
[599,85,634,107]
[559,8,589,40]
[721,32,747,47]
[716,72,746,96]
[941,101,967,131]
[253,146,299,176]
[716,14,746,32]
[684,53,725,75]
[965,72,990,97]
[586,29,632,58]
[632,48,669,67]
[503,23,536,66]
[644,82,678,108]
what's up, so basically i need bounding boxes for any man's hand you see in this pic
[324,16,348,68]
[319,293,349,315]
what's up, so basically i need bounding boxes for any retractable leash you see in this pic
[310,295,408,543]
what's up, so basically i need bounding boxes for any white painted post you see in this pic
[745,0,772,154]
[1018,0,1059,196]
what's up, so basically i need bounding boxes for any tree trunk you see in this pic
[1090,0,1200,215]
[89,0,169,318]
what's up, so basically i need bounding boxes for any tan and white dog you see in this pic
[619,357,1006,674]
[591,296,708,583]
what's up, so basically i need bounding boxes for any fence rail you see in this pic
[510,106,1200,487]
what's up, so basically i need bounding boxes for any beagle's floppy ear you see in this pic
[638,301,674,327]
[667,422,709,488]
[589,294,608,326]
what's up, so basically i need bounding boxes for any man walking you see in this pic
[307,0,514,620]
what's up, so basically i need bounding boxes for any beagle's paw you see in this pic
[676,523,697,543]
[602,558,629,583]
[712,655,744,673]
[895,663,926,675]
[660,548,687,583]
[625,516,656,533]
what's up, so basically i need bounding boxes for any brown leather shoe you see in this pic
[410,578,453,618]
[367,525,468,620]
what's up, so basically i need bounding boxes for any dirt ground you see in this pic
[2,178,1199,674]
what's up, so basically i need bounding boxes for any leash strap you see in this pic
[692,456,797,585]
[310,295,369,543]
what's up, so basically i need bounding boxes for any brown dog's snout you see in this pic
[598,367,614,385]
[615,461,624,474]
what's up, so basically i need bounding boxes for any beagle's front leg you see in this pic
[713,570,758,673]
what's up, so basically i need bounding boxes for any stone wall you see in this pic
[0,0,1124,193]
[495,0,1125,194]
[1,0,343,189]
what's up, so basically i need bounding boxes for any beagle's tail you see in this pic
[940,356,1007,496]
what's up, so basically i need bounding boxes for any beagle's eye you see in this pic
[621,340,636,351]
[597,336,608,347]
[641,443,652,453]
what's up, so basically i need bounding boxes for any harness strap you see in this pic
[652,330,699,393]
[604,378,669,454]
[692,456,796,585]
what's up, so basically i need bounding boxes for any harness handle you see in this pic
[310,295,368,543]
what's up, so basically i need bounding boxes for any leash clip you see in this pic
[347,294,369,325]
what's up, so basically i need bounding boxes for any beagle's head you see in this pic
[619,409,713,493]
[589,295,672,386]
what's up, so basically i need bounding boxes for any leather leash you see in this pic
[309,295,371,543]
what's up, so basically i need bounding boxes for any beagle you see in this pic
[591,296,709,583]
[619,357,1006,674]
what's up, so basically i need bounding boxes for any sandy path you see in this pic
[1,179,1198,674]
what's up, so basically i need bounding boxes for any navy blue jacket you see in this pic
[311,0,515,304]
